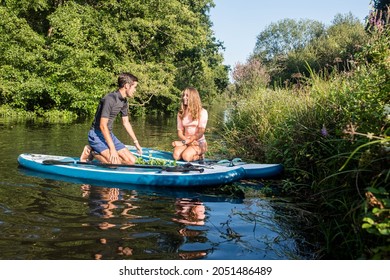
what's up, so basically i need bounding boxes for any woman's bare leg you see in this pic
[181,146,202,162]
[173,145,187,160]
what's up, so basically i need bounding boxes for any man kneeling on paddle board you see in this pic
[80,72,142,164]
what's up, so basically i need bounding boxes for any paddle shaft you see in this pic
[42,160,204,173]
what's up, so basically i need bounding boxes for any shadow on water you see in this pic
[0,116,317,260]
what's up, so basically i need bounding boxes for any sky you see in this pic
[209,0,373,71]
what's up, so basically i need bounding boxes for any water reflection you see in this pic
[78,184,212,260]
[173,198,206,226]
[81,185,139,229]
[81,185,139,259]
[173,198,208,259]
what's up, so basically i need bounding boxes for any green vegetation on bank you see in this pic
[221,5,389,259]
[0,0,228,121]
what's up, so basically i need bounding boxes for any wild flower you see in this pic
[384,104,390,121]
[367,132,374,140]
[343,122,359,141]
[321,124,329,137]
[343,122,384,141]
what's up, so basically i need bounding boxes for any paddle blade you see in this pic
[164,165,204,173]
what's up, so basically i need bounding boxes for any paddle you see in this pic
[197,158,245,166]
[42,160,204,173]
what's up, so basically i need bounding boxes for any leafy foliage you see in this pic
[0,0,228,120]
[250,14,368,86]
[253,18,325,61]
[231,58,270,95]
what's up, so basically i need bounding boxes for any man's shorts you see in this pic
[88,129,126,154]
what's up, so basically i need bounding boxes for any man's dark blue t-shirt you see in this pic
[91,91,128,131]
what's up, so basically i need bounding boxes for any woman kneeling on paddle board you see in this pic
[172,87,208,162]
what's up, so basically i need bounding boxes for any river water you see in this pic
[0,114,314,260]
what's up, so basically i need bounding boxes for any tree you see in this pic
[373,0,390,10]
[309,13,368,72]
[249,14,367,86]
[0,0,228,118]
[0,6,47,110]
[253,18,325,62]
[231,58,270,95]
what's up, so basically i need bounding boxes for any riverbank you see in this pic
[220,28,389,259]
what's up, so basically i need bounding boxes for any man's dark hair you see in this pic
[118,72,139,88]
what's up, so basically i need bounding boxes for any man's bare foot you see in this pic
[80,145,93,162]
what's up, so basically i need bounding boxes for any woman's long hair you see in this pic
[178,87,202,120]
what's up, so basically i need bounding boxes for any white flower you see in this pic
[384,104,390,115]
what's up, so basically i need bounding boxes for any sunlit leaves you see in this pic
[0,0,227,118]
[254,18,325,61]
[251,14,368,85]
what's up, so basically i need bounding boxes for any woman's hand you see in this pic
[172,140,185,147]
[187,136,198,145]
[135,141,142,155]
